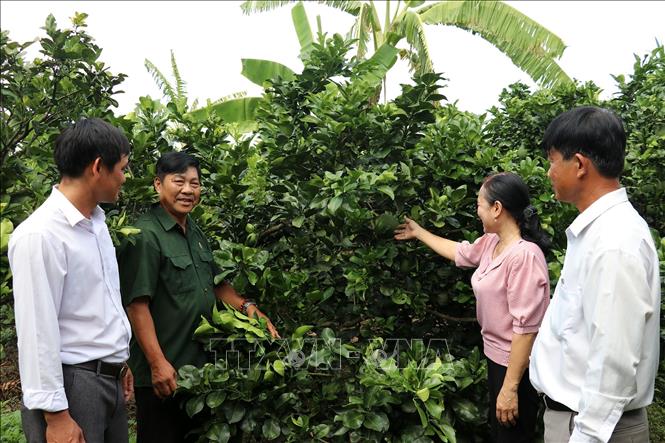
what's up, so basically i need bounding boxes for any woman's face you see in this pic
[477,186,497,233]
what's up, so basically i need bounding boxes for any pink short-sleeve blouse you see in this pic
[455,233,550,366]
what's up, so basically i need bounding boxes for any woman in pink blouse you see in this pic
[394,172,551,443]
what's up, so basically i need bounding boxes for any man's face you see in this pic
[97,154,129,203]
[154,166,201,220]
[547,149,579,203]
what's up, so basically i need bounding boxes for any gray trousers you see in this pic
[21,365,128,443]
[544,407,649,443]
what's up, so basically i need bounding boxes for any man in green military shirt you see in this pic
[118,152,279,442]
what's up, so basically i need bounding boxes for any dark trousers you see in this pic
[135,387,198,443]
[21,365,128,443]
[487,358,540,443]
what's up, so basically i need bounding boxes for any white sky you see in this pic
[1,1,664,115]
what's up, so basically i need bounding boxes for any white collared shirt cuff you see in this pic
[23,388,68,412]
[569,429,599,442]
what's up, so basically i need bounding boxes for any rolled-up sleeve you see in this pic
[455,234,493,269]
[9,232,68,411]
[570,250,653,442]
[506,250,549,334]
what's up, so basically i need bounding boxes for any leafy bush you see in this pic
[1,14,663,443]
[0,403,26,443]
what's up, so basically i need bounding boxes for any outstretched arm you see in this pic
[215,282,281,339]
[394,217,459,261]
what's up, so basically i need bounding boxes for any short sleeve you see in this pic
[506,248,550,334]
[117,229,161,305]
[455,234,495,269]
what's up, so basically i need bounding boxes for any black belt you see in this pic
[543,395,643,418]
[543,395,574,412]
[68,360,128,379]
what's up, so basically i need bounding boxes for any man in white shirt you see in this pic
[530,106,660,442]
[8,118,134,443]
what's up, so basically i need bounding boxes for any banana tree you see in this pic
[190,1,399,127]
[241,0,573,92]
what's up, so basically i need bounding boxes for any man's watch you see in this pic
[241,299,257,315]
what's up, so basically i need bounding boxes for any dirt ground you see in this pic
[1,343,21,410]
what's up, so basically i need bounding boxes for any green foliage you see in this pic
[0,403,26,443]
[178,304,486,442]
[241,0,572,88]
[2,13,664,442]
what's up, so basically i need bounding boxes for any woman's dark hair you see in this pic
[482,172,552,255]
[541,106,626,178]
[156,152,201,181]
[54,118,131,178]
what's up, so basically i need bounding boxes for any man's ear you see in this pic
[88,157,103,178]
[574,153,591,178]
[153,176,162,193]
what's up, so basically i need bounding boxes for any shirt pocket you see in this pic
[197,249,215,285]
[550,280,582,338]
[162,254,197,294]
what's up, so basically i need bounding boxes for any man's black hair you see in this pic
[542,106,626,178]
[156,152,201,181]
[54,118,131,178]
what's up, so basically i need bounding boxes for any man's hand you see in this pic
[122,365,134,402]
[394,217,424,241]
[44,410,85,443]
[246,305,281,339]
[496,384,518,427]
[150,357,177,399]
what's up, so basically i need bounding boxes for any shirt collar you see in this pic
[152,204,188,232]
[50,186,105,227]
[567,188,628,237]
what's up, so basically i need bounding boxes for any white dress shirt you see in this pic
[530,188,660,442]
[8,187,131,412]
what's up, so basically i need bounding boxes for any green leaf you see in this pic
[193,316,221,337]
[241,59,296,87]
[1,219,14,252]
[327,196,343,213]
[206,391,227,409]
[377,185,395,200]
[413,399,428,427]
[311,424,330,438]
[424,399,444,419]
[273,359,286,376]
[291,215,305,228]
[205,422,231,443]
[363,411,389,432]
[44,14,57,35]
[291,325,313,338]
[352,42,400,89]
[438,422,457,443]
[336,410,363,429]
[418,1,572,87]
[187,97,263,126]
[223,402,246,424]
[262,418,281,440]
[416,387,430,402]
[185,395,205,417]
[291,2,314,60]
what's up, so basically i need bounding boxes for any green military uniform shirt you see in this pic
[118,205,218,388]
